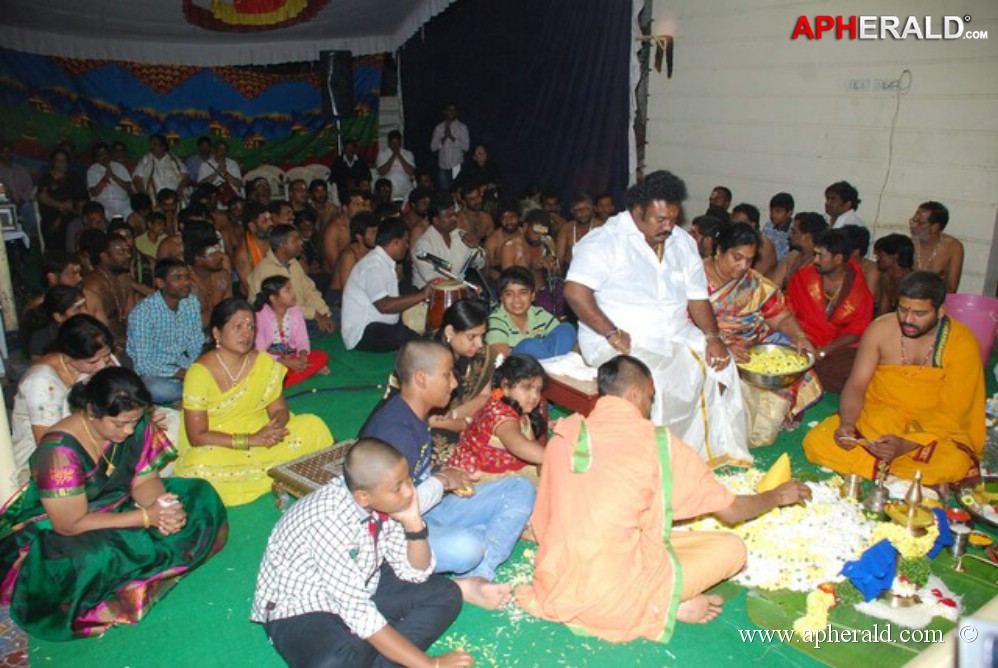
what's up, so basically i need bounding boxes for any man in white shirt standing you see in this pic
[133,134,190,203]
[564,170,750,467]
[429,104,469,192]
[824,180,865,229]
[86,143,134,220]
[197,140,243,206]
[376,130,416,203]
[342,218,431,352]
[411,194,480,289]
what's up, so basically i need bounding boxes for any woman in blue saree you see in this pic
[0,367,227,640]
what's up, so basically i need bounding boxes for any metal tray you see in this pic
[955,475,998,530]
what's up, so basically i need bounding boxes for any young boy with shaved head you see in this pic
[252,438,473,668]
[362,339,535,610]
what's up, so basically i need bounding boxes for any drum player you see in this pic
[341,218,431,352]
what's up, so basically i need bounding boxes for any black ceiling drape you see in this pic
[400,0,632,206]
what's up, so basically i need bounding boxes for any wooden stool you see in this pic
[544,373,599,416]
[268,439,355,510]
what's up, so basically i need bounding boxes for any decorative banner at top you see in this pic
[184,0,331,32]
[0,47,383,174]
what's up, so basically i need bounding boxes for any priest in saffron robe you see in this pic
[804,272,984,485]
[786,229,874,393]
[516,356,810,643]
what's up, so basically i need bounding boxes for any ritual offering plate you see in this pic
[736,344,814,390]
[955,476,998,529]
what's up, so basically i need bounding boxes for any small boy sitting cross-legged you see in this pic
[251,438,475,668]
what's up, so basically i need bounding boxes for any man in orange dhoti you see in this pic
[786,229,874,393]
[804,272,985,485]
[516,356,810,643]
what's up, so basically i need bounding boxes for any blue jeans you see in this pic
[141,376,183,405]
[511,322,577,360]
[424,477,535,581]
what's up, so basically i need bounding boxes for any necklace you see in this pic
[216,349,249,386]
[97,267,125,322]
[58,353,77,386]
[914,239,940,271]
[572,220,592,244]
[81,416,119,475]
[900,331,935,367]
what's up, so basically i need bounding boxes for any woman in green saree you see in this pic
[0,367,227,641]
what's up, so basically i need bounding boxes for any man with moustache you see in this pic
[186,227,232,327]
[403,187,433,249]
[786,229,874,393]
[233,201,274,296]
[307,179,337,227]
[332,211,380,301]
[485,200,524,283]
[804,272,984,484]
[909,200,964,293]
[82,233,139,345]
[412,194,479,289]
[555,193,600,267]
[456,183,494,246]
[126,258,203,404]
[565,171,751,466]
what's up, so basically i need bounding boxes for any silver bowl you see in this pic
[736,343,814,390]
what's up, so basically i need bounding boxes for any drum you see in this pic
[426,280,469,333]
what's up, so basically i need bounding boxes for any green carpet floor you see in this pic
[25,337,996,667]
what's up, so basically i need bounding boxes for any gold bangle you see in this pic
[232,433,249,450]
[140,506,150,529]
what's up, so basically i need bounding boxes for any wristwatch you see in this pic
[404,522,429,541]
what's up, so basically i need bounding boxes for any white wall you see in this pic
[645,0,998,293]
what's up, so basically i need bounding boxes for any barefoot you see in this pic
[318,365,331,376]
[676,594,724,624]
[455,576,512,610]
[519,523,536,543]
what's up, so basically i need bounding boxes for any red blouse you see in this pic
[448,395,532,474]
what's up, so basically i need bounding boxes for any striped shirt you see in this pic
[485,305,559,348]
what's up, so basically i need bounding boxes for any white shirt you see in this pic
[829,209,865,229]
[86,161,133,219]
[376,147,415,201]
[410,224,474,289]
[566,210,708,361]
[133,152,188,196]
[341,246,400,349]
[197,157,243,187]
[430,120,470,170]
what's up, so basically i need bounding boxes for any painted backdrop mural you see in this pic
[0,47,383,173]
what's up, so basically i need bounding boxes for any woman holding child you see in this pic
[704,223,822,446]
[176,298,333,506]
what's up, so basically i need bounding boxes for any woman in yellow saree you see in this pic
[176,299,333,505]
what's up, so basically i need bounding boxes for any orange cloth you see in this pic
[515,396,744,644]
[786,260,873,348]
[803,316,985,484]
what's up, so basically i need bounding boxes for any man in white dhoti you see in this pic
[564,170,750,466]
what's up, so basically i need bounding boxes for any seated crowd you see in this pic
[0,123,983,667]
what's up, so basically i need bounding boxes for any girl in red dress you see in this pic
[448,354,548,478]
